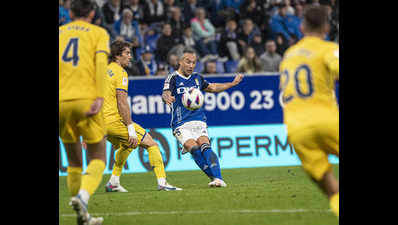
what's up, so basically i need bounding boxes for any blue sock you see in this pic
[190,146,214,179]
[200,144,222,180]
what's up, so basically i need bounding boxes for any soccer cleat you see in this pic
[158,182,183,191]
[87,217,104,225]
[69,195,104,225]
[105,182,128,192]
[208,178,227,188]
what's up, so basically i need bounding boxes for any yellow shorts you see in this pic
[286,110,339,181]
[59,99,105,144]
[106,120,147,151]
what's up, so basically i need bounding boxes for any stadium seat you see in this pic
[194,61,204,73]
[216,61,225,73]
[224,60,239,73]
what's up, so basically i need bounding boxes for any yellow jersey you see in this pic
[280,36,339,123]
[103,62,130,124]
[59,20,110,101]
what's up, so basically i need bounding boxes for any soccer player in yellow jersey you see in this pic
[59,0,109,224]
[279,5,339,217]
[103,40,182,192]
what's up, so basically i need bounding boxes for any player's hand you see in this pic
[86,97,104,117]
[232,73,244,86]
[128,136,138,149]
[164,95,176,106]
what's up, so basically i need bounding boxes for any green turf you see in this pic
[59,165,339,225]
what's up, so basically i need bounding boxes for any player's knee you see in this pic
[187,145,201,154]
[183,139,199,152]
[200,143,211,152]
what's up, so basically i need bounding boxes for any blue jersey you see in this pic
[163,71,209,131]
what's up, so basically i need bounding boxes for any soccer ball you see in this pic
[182,87,204,110]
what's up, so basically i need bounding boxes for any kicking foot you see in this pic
[208,178,227,188]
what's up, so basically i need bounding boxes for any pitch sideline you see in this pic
[60,209,332,217]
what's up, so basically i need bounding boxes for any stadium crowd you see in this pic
[59,0,339,76]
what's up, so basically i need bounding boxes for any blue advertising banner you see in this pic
[128,74,283,128]
[58,74,339,176]
[59,124,339,176]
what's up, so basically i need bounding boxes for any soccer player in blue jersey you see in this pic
[162,47,244,187]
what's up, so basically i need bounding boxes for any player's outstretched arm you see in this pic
[204,73,244,93]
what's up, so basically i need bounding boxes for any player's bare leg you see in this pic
[69,137,106,225]
[313,170,339,217]
[140,133,182,191]
[65,142,83,196]
[182,139,215,180]
[197,136,226,188]
[106,145,131,193]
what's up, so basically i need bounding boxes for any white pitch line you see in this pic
[60,209,331,217]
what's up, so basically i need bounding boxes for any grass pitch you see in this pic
[59,165,339,225]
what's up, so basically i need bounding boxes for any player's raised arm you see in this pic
[204,73,244,93]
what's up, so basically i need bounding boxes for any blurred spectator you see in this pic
[275,32,289,56]
[283,0,296,15]
[237,46,263,74]
[191,8,218,59]
[224,0,245,13]
[155,63,168,76]
[204,60,218,74]
[269,3,302,42]
[59,0,71,26]
[142,0,166,25]
[259,39,282,72]
[239,0,267,31]
[327,0,339,42]
[249,32,265,57]
[95,0,107,8]
[137,46,158,76]
[155,23,182,64]
[167,53,179,73]
[164,0,177,20]
[122,0,144,23]
[218,19,240,61]
[92,1,106,27]
[183,0,199,24]
[114,8,143,44]
[181,26,197,49]
[203,0,227,28]
[205,0,238,28]
[237,19,260,56]
[168,7,185,39]
[143,25,161,54]
[102,0,123,26]
[125,59,142,77]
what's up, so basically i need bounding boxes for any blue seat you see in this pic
[194,61,204,73]
[224,60,239,73]
[216,61,225,73]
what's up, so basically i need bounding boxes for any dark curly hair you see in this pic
[109,40,132,63]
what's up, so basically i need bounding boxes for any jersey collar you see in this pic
[175,70,192,80]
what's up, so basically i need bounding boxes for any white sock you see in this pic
[157,178,167,186]
[110,175,120,185]
[78,189,90,204]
